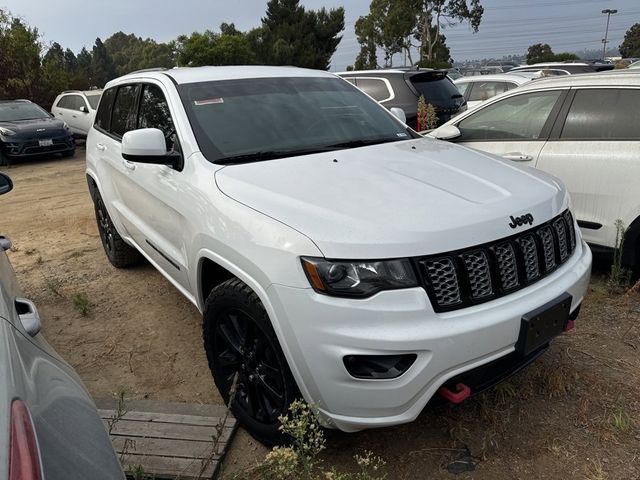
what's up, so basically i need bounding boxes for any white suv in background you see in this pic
[86,66,591,445]
[52,90,102,137]
[430,70,640,271]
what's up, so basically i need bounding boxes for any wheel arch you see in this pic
[196,249,313,403]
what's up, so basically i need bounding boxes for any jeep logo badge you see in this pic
[509,213,534,229]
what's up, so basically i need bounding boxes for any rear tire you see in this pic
[93,191,142,268]
[203,278,300,446]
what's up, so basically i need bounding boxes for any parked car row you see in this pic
[429,69,640,270]
[0,90,102,165]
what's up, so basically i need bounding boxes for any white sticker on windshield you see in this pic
[194,98,224,106]
[396,132,408,137]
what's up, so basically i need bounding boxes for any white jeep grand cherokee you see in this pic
[86,66,592,444]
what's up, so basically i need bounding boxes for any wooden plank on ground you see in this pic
[97,399,237,480]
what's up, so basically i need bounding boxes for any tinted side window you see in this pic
[110,85,140,138]
[455,82,471,96]
[355,78,391,102]
[69,95,87,111]
[560,89,640,140]
[94,87,116,131]
[468,82,513,102]
[56,96,73,109]
[138,85,177,151]
[457,90,562,141]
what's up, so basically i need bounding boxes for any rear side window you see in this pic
[457,90,562,141]
[110,85,140,138]
[410,74,462,107]
[56,96,73,109]
[354,78,392,102]
[468,82,515,102]
[94,87,116,132]
[560,89,640,140]
[455,82,471,96]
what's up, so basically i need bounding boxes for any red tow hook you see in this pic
[438,383,471,404]
[564,319,575,332]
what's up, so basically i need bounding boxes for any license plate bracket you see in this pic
[516,292,572,356]
[38,139,53,147]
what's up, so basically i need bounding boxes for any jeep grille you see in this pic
[418,210,577,312]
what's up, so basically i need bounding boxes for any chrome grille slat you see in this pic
[418,210,576,312]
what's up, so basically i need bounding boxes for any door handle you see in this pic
[15,298,42,337]
[503,153,533,162]
[123,159,136,171]
[96,143,106,151]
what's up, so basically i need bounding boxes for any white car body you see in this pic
[431,70,640,268]
[52,90,102,137]
[86,66,591,434]
[454,73,539,110]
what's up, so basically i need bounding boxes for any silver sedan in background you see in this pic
[0,172,124,480]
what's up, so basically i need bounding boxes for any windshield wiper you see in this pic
[215,137,407,165]
[324,137,404,149]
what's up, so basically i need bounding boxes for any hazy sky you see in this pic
[2,0,638,69]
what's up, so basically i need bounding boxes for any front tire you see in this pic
[61,149,75,158]
[203,278,299,446]
[93,191,141,268]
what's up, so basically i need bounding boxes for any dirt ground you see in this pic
[1,152,639,480]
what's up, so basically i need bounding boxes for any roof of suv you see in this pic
[506,69,640,91]
[110,66,336,86]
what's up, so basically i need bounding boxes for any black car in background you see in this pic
[338,69,467,130]
[0,100,75,165]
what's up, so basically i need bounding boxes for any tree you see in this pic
[527,43,578,64]
[104,31,175,76]
[42,42,70,103]
[175,26,257,66]
[415,0,483,63]
[91,38,116,87]
[258,0,345,69]
[619,23,640,58]
[0,12,43,102]
[354,15,379,69]
[527,43,553,64]
[354,0,482,68]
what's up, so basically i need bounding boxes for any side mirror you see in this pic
[429,124,462,141]
[0,172,13,195]
[79,105,88,113]
[389,107,407,124]
[122,128,179,167]
[15,298,42,337]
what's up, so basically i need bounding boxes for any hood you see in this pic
[215,138,569,258]
[0,117,68,137]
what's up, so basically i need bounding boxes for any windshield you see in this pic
[0,103,50,122]
[86,94,101,110]
[178,76,414,164]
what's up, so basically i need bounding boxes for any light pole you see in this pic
[601,9,618,60]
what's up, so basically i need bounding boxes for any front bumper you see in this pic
[267,240,592,432]
[1,134,75,157]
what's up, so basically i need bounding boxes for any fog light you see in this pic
[343,354,417,379]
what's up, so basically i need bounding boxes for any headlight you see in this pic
[301,257,418,298]
[0,127,16,136]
